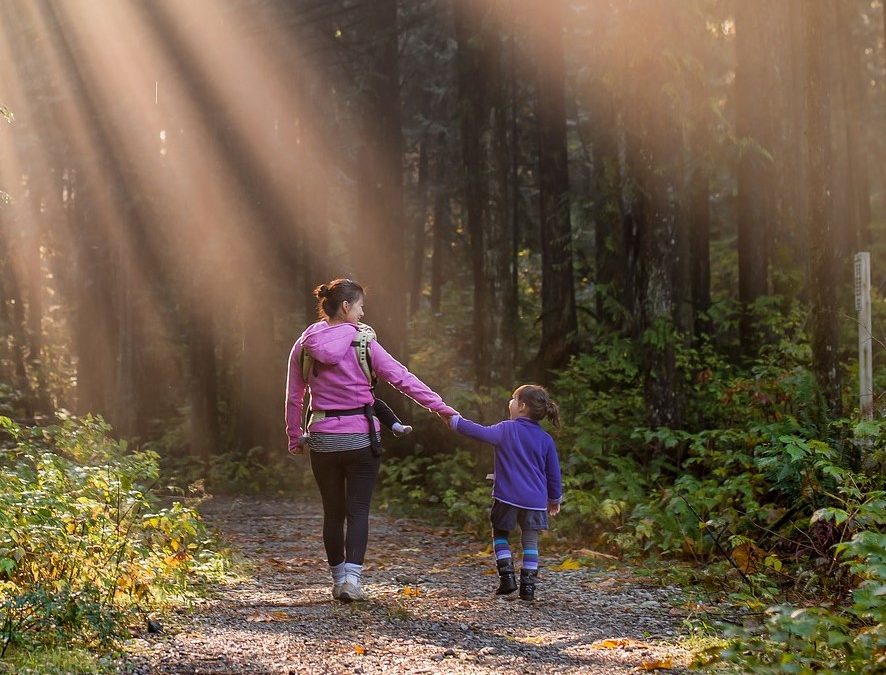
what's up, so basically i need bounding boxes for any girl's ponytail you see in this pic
[545,399,561,431]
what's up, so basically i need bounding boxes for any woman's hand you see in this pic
[548,501,561,516]
[288,433,310,455]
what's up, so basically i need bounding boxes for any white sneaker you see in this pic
[337,575,365,602]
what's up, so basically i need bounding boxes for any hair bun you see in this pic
[318,284,329,298]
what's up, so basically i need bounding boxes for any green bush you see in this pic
[0,414,227,657]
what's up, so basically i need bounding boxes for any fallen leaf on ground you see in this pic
[354,644,366,655]
[550,558,582,571]
[401,586,422,597]
[245,610,290,622]
[512,635,546,644]
[591,638,643,650]
[640,658,673,670]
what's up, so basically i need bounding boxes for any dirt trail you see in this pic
[125,496,697,674]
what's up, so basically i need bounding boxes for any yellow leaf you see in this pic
[354,644,366,655]
[550,558,582,571]
[401,586,422,598]
[640,658,673,671]
[731,542,764,574]
[514,635,546,644]
[591,638,637,650]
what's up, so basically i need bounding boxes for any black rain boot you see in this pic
[519,568,537,601]
[495,558,517,595]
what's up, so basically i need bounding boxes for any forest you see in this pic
[0,0,884,672]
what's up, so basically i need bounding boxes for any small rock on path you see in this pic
[124,496,696,674]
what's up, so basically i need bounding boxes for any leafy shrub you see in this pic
[0,414,227,656]
[378,447,491,536]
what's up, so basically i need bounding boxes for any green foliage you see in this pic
[378,447,491,537]
[0,414,227,659]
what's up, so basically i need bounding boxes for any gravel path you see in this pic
[125,496,697,674]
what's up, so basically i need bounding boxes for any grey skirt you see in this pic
[490,499,549,531]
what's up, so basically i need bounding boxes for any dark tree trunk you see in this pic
[354,0,407,358]
[735,0,774,351]
[770,0,808,296]
[430,137,450,316]
[0,227,33,416]
[592,96,626,328]
[529,0,577,378]
[835,0,872,250]
[70,175,118,418]
[804,0,843,415]
[187,295,220,465]
[688,150,711,338]
[409,138,430,317]
[622,5,682,429]
[453,0,514,386]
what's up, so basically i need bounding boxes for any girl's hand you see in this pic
[548,502,561,516]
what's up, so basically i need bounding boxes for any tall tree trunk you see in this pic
[622,3,682,429]
[805,0,843,415]
[0,227,33,416]
[770,0,807,296]
[734,0,774,352]
[186,290,220,465]
[688,149,711,338]
[453,0,514,387]
[409,138,430,317]
[835,0,872,250]
[592,95,626,328]
[429,137,450,316]
[354,0,407,358]
[529,0,577,378]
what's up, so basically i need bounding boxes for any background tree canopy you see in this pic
[1,0,883,450]
[1,1,885,670]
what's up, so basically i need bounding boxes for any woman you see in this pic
[285,278,457,602]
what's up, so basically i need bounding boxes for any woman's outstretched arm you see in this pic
[369,340,458,416]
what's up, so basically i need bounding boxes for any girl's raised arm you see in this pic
[450,415,505,446]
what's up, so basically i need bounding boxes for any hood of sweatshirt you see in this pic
[299,321,358,365]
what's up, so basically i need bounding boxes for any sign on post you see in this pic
[854,252,873,419]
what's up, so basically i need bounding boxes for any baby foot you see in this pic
[391,422,413,437]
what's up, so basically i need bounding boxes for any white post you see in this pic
[854,252,873,419]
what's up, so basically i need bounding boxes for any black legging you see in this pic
[310,446,381,566]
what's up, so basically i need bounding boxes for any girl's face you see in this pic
[339,295,365,324]
[508,393,527,419]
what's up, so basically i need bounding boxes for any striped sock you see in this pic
[521,529,539,570]
[493,529,512,561]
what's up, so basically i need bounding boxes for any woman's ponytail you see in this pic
[313,278,364,319]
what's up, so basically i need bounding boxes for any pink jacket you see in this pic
[285,321,457,449]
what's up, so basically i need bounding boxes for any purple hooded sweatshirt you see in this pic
[285,321,457,451]
[450,415,562,511]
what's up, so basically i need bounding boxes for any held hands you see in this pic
[548,501,561,517]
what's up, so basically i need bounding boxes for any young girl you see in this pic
[448,385,562,601]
